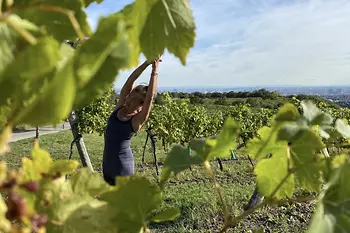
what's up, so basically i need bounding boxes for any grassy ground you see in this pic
[4,130,315,233]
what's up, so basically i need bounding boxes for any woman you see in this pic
[102,57,160,185]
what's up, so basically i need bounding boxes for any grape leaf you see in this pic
[0,162,6,184]
[34,170,113,233]
[21,143,79,182]
[151,207,180,223]
[36,178,89,226]
[0,125,12,155]
[13,60,76,126]
[83,0,104,7]
[121,0,196,65]
[249,125,325,198]
[254,149,295,199]
[69,168,111,197]
[246,126,285,160]
[163,145,203,175]
[22,143,53,182]
[61,200,117,233]
[208,117,239,159]
[301,100,333,126]
[99,176,163,232]
[0,14,39,75]
[0,36,60,107]
[58,42,76,69]
[14,0,92,41]
[307,156,350,233]
[290,130,325,192]
[189,138,206,157]
[335,119,350,139]
[72,13,131,110]
[277,118,309,142]
[0,196,11,233]
[274,103,300,122]
[50,160,80,176]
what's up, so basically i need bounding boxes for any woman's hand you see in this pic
[152,56,162,74]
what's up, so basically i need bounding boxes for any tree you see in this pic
[189,95,204,104]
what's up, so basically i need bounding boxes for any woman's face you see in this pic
[125,90,144,113]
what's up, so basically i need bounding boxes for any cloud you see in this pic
[85,0,350,87]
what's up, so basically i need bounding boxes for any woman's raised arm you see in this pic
[116,60,151,108]
[132,58,160,131]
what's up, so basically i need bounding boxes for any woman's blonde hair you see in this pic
[132,84,148,98]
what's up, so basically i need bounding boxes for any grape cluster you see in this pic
[0,169,47,233]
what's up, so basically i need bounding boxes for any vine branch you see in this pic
[1,15,37,45]
[36,5,85,40]
[6,4,85,40]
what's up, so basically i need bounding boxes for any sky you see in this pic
[85,0,350,88]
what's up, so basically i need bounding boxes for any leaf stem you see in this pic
[0,0,3,14]
[2,15,37,44]
[203,160,229,222]
[36,5,85,40]
[7,4,85,40]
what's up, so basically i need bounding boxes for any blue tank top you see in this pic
[102,106,136,178]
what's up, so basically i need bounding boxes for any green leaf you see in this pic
[151,207,180,223]
[14,60,76,126]
[249,125,325,198]
[277,119,309,142]
[335,119,350,139]
[0,196,11,233]
[14,0,92,41]
[36,178,85,225]
[274,103,300,122]
[122,0,196,65]
[0,37,61,107]
[72,13,131,110]
[0,162,7,184]
[254,150,295,199]
[58,42,76,68]
[301,100,333,126]
[246,126,285,160]
[208,117,239,159]
[83,0,103,7]
[69,168,111,197]
[50,160,80,176]
[99,176,163,232]
[290,130,325,192]
[21,142,53,182]
[306,204,337,233]
[0,14,39,75]
[61,200,117,233]
[21,143,78,182]
[307,156,350,233]
[34,170,113,232]
[294,154,325,192]
[163,145,203,175]
[189,138,206,156]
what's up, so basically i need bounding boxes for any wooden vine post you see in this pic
[68,111,94,172]
[65,39,94,172]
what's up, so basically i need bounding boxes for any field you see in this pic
[5,130,315,233]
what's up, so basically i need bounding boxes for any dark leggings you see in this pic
[103,174,116,186]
